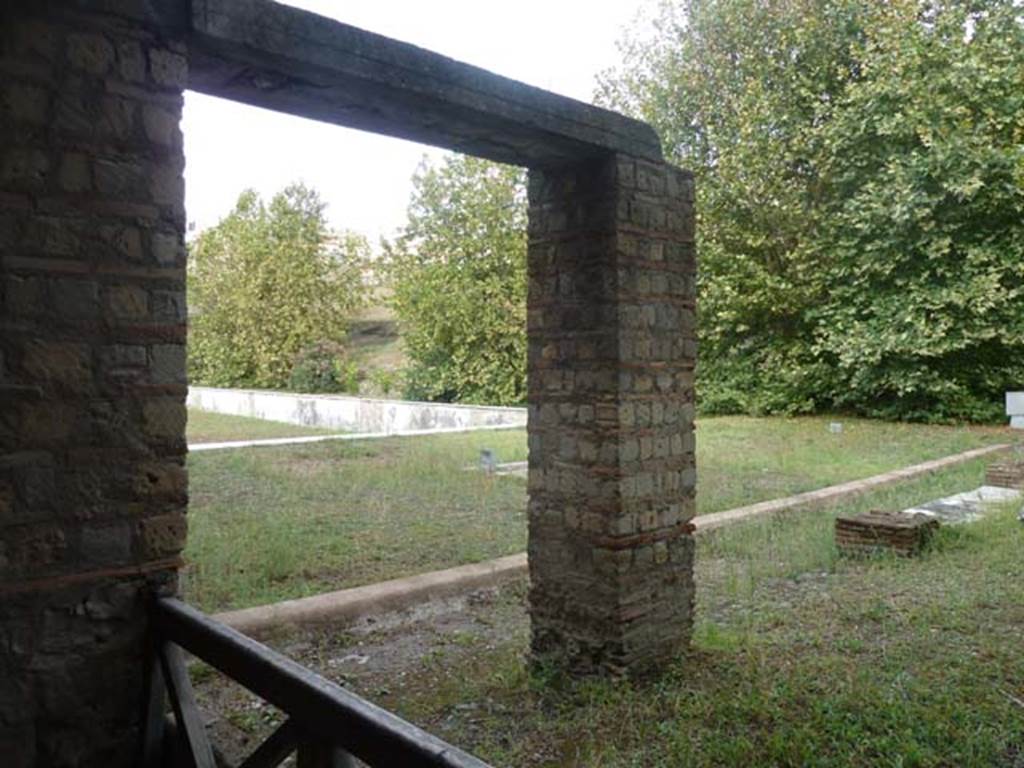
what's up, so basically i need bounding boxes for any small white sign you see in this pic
[1007,392,1024,429]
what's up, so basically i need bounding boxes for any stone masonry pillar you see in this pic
[0,4,188,765]
[526,154,696,676]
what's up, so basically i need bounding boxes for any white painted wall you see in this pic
[187,386,526,434]
[1008,392,1024,429]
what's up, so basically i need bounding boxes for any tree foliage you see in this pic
[601,0,1024,421]
[188,183,367,389]
[812,2,1024,421]
[386,155,527,405]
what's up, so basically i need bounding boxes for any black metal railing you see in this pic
[144,597,493,768]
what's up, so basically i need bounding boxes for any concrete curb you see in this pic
[189,422,524,453]
[215,553,528,638]
[693,442,1011,533]
[213,442,1011,637]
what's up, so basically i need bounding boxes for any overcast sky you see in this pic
[182,0,651,243]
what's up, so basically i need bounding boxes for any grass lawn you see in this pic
[192,462,1024,767]
[182,416,1012,612]
[187,408,338,444]
[391,469,1024,767]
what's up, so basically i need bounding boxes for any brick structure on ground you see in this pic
[527,155,697,676]
[985,459,1024,489]
[835,511,939,557]
[0,4,187,765]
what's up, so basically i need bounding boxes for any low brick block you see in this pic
[985,459,1024,489]
[835,511,939,557]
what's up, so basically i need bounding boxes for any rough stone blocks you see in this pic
[0,5,187,766]
[526,154,696,677]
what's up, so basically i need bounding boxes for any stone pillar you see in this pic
[526,154,696,677]
[0,4,187,765]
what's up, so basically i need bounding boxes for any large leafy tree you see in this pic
[601,0,1024,421]
[188,183,367,389]
[812,1,1024,421]
[386,155,527,405]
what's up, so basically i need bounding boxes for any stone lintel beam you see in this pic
[187,0,663,168]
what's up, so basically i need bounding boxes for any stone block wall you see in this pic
[526,154,697,676]
[0,3,187,765]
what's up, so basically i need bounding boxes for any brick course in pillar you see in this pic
[526,154,696,676]
[0,4,186,765]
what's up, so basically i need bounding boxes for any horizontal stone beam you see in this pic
[187,0,663,167]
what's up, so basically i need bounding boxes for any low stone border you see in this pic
[189,423,524,453]
[693,443,1010,532]
[214,442,1011,636]
[216,554,528,639]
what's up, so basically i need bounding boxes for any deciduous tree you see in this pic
[601,0,1024,421]
[386,155,527,405]
[188,183,367,389]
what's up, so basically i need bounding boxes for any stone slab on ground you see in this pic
[835,512,939,557]
[902,485,1022,525]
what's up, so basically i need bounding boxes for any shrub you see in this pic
[287,341,352,393]
[368,369,402,398]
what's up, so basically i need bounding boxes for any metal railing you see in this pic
[144,597,493,768]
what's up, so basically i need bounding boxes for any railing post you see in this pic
[159,642,217,768]
[297,740,357,768]
[154,597,493,766]
[140,641,167,768]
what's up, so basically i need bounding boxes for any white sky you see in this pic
[182,0,651,244]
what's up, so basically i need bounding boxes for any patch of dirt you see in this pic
[193,584,530,764]
[191,561,854,766]
[278,458,338,478]
[275,442,400,478]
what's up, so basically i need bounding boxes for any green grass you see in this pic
[183,429,528,611]
[187,409,338,444]
[695,415,1005,510]
[372,465,1024,767]
[183,416,1011,612]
